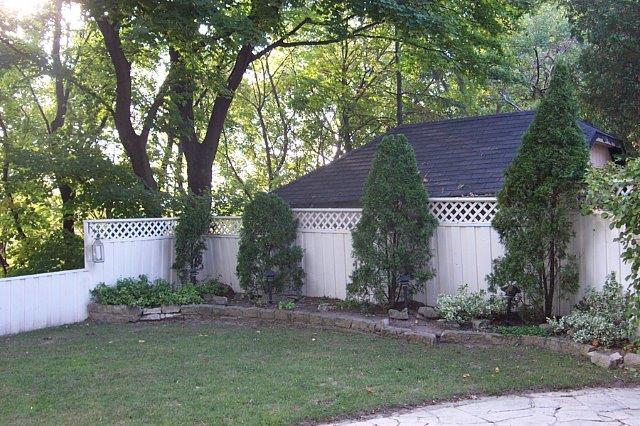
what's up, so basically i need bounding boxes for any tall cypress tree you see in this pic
[488,63,590,319]
[349,134,437,308]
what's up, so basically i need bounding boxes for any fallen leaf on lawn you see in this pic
[495,367,500,373]
[462,373,470,378]
[138,340,145,343]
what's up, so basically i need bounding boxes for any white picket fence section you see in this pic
[0,197,633,336]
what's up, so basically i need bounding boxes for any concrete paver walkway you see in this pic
[327,387,640,425]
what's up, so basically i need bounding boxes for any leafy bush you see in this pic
[236,192,304,299]
[495,325,549,337]
[277,300,296,310]
[335,298,376,314]
[436,285,507,324]
[196,277,224,297]
[586,158,640,330]
[488,63,588,319]
[547,273,635,347]
[90,275,203,307]
[349,134,437,308]
[173,195,212,285]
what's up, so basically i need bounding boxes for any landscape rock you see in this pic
[243,307,261,318]
[259,309,275,320]
[143,307,162,315]
[140,313,161,321]
[289,311,310,323]
[88,303,142,323]
[317,303,334,312]
[388,308,409,320]
[161,305,181,314]
[471,319,491,331]
[440,330,499,345]
[416,306,439,319]
[589,351,623,369]
[334,318,352,329]
[403,330,436,345]
[274,309,291,321]
[623,352,640,368]
[180,304,215,319]
[203,295,228,305]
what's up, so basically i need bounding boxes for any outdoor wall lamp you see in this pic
[92,234,105,263]
[265,269,275,305]
[399,274,410,311]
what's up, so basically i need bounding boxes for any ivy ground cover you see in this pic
[0,322,636,424]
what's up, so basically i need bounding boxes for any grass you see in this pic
[0,321,635,425]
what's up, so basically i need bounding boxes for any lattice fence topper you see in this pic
[84,198,498,239]
[428,198,497,224]
[86,219,177,241]
[294,209,363,231]
[211,217,242,235]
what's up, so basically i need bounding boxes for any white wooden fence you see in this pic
[0,197,633,336]
[204,199,632,311]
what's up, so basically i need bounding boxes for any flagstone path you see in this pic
[327,387,640,425]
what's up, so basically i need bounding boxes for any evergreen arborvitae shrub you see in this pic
[488,63,590,319]
[172,195,212,285]
[348,134,437,308]
[236,192,304,298]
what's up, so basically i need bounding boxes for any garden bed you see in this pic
[88,300,640,369]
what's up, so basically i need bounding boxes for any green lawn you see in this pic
[0,321,635,425]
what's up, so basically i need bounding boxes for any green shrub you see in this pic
[547,273,635,347]
[236,192,304,299]
[436,285,507,324]
[495,325,549,337]
[277,300,296,310]
[348,134,437,308]
[194,277,224,297]
[335,298,376,314]
[173,195,212,285]
[586,158,640,331]
[488,63,589,319]
[90,275,203,307]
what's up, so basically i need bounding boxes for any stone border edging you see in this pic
[88,303,638,369]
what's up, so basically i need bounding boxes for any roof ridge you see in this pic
[393,110,534,131]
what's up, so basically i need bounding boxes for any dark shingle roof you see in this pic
[276,111,623,208]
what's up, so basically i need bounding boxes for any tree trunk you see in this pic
[51,0,76,233]
[182,142,213,196]
[395,35,403,126]
[95,16,160,191]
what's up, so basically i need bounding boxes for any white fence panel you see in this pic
[202,204,632,314]
[84,219,178,285]
[203,235,240,291]
[0,269,89,336]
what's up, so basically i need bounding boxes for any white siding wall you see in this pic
[590,143,612,168]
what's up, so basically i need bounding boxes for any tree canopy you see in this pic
[2,0,634,277]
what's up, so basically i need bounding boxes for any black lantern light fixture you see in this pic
[265,269,275,305]
[501,283,521,321]
[91,233,104,263]
[399,274,410,311]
